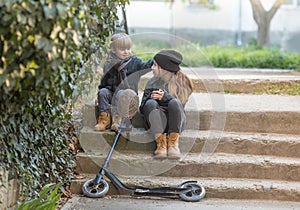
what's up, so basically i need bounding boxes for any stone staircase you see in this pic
[71,68,300,202]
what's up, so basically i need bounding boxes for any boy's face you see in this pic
[112,47,131,60]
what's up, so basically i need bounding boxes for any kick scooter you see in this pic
[81,89,206,202]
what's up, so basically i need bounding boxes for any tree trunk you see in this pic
[249,0,284,47]
[257,15,270,46]
[122,6,129,34]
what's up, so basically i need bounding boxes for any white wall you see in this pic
[126,1,172,29]
[125,0,300,50]
[173,0,243,30]
[126,0,300,32]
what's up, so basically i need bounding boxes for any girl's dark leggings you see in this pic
[141,98,186,134]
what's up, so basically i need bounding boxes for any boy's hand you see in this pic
[151,89,164,100]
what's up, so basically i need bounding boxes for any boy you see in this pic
[95,33,153,131]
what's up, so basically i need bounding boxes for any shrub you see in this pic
[202,45,300,70]
[132,40,300,70]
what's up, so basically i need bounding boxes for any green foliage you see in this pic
[132,38,211,67]
[203,45,300,70]
[132,38,172,62]
[17,183,61,210]
[248,37,259,48]
[0,0,128,199]
[133,41,300,70]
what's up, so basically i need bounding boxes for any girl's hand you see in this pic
[151,89,164,100]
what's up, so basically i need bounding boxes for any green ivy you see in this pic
[0,0,128,199]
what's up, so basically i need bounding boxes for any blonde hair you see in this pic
[110,33,132,50]
[160,70,193,105]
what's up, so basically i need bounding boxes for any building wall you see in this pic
[125,0,300,52]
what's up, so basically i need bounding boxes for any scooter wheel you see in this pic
[82,178,109,198]
[179,182,206,202]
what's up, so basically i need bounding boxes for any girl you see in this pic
[95,33,153,131]
[140,50,193,159]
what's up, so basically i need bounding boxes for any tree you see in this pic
[249,0,285,47]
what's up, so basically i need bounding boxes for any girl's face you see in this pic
[112,47,131,60]
[152,61,161,77]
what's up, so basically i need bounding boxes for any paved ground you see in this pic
[61,196,300,210]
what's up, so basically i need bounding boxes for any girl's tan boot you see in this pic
[154,133,167,159]
[167,132,181,159]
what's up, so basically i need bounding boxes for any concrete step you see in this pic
[79,128,300,158]
[70,174,300,202]
[75,152,300,182]
[83,93,300,134]
[72,69,300,203]
[141,68,300,94]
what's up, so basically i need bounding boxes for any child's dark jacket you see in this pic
[139,77,175,111]
[99,54,153,94]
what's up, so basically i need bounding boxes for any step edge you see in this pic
[80,127,300,141]
[76,152,300,165]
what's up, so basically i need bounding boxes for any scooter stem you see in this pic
[94,129,122,184]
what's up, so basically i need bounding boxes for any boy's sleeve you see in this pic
[141,58,154,69]
[136,58,153,75]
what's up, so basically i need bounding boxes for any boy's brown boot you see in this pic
[167,132,181,159]
[110,114,122,131]
[94,112,111,131]
[154,133,167,159]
